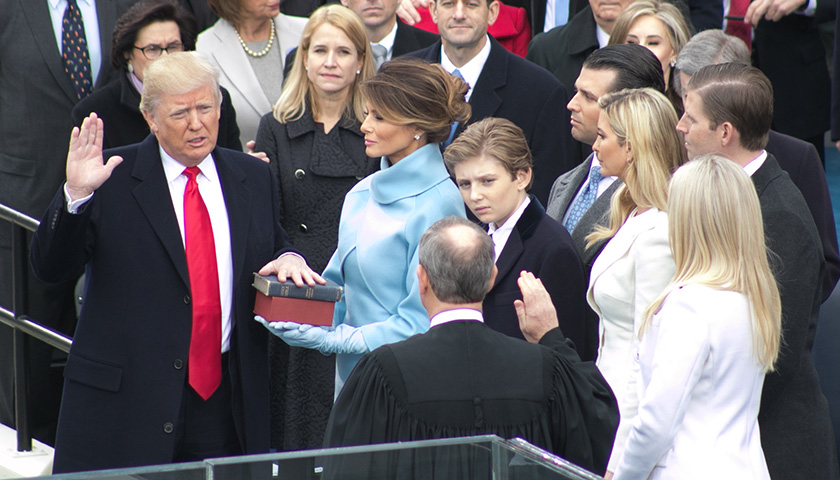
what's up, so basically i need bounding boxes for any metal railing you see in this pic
[0,203,73,452]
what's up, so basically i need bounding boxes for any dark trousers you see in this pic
[173,353,242,462]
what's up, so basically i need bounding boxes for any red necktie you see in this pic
[726,0,752,50]
[183,167,222,400]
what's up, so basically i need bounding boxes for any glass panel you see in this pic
[37,436,604,480]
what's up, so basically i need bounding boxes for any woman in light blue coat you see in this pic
[261,57,470,396]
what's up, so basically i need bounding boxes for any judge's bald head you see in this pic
[419,217,495,304]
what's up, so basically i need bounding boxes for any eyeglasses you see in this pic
[133,42,185,60]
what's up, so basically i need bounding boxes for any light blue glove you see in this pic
[255,316,368,355]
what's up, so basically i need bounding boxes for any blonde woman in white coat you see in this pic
[198,0,307,149]
[612,156,781,480]
[584,88,687,477]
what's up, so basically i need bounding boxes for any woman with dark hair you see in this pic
[72,0,241,150]
[253,4,378,450]
[259,57,469,397]
[444,117,587,353]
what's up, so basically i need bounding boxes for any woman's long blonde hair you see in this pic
[586,88,686,248]
[641,155,781,371]
[272,4,374,124]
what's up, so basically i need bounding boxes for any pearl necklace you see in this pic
[235,21,275,58]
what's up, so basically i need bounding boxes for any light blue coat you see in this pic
[323,144,466,395]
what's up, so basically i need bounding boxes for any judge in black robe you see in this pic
[323,217,618,477]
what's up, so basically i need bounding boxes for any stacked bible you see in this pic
[252,273,343,326]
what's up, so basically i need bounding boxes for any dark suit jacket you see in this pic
[0,0,132,220]
[753,14,830,143]
[392,19,440,57]
[526,6,597,100]
[71,73,243,151]
[545,155,622,361]
[325,320,618,474]
[408,37,575,204]
[484,197,587,355]
[766,131,840,302]
[751,155,839,480]
[31,136,295,473]
[0,0,133,441]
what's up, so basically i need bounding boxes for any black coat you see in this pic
[71,73,243,151]
[483,197,587,356]
[766,130,840,302]
[325,321,618,475]
[255,108,377,450]
[31,136,293,472]
[752,155,839,479]
[408,37,576,204]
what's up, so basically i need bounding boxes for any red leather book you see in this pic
[253,292,335,326]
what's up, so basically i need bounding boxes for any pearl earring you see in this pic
[414,134,421,140]
[356,70,360,75]
[670,58,676,68]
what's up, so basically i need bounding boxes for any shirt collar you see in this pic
[429,308,484,328]
[743,150,768,177]
[160,145,218,185]
[49,0,94,8]
[373,21,399,54]
[488,195,530,236]
[596,24,610,48]
[440,35,492,100]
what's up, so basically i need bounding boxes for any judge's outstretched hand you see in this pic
[514,271,560,343]
[65,113,123,201]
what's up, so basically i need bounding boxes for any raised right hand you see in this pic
[65,113,123,201]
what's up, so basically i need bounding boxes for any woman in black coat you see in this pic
[444,117,588,355]
[71,0,241,150]
[253,5,377,451]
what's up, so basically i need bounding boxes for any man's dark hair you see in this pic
[582,44,666,94]
[419,216,495,304]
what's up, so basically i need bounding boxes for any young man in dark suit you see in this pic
[544,44,664,360]
[325,216,618,475]
[407,0,575,204]
[675,29,839,303]
[31,52,322,473]
[678,63,839,480]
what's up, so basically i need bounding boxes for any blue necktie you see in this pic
[444,69,465,147]
[554,0,569,28]
[564,166,603,233]
[62,0,92,99]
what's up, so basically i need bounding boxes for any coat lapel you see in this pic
[492,197,543,287]
[130,137,191,289]
[94,0,117,88]
[21,0,77,102]
[466,38,506,127]
[214,147,251,289]
[587,208,661,306]
[208,21,270,118]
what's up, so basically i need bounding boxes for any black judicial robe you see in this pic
[323,321,618,476]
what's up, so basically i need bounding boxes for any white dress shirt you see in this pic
[487,196,530,262]
[160,149,234,353]
[440,35,492,102]
[371,21,398,61]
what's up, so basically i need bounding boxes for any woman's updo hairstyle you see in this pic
[361,57,471,144]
